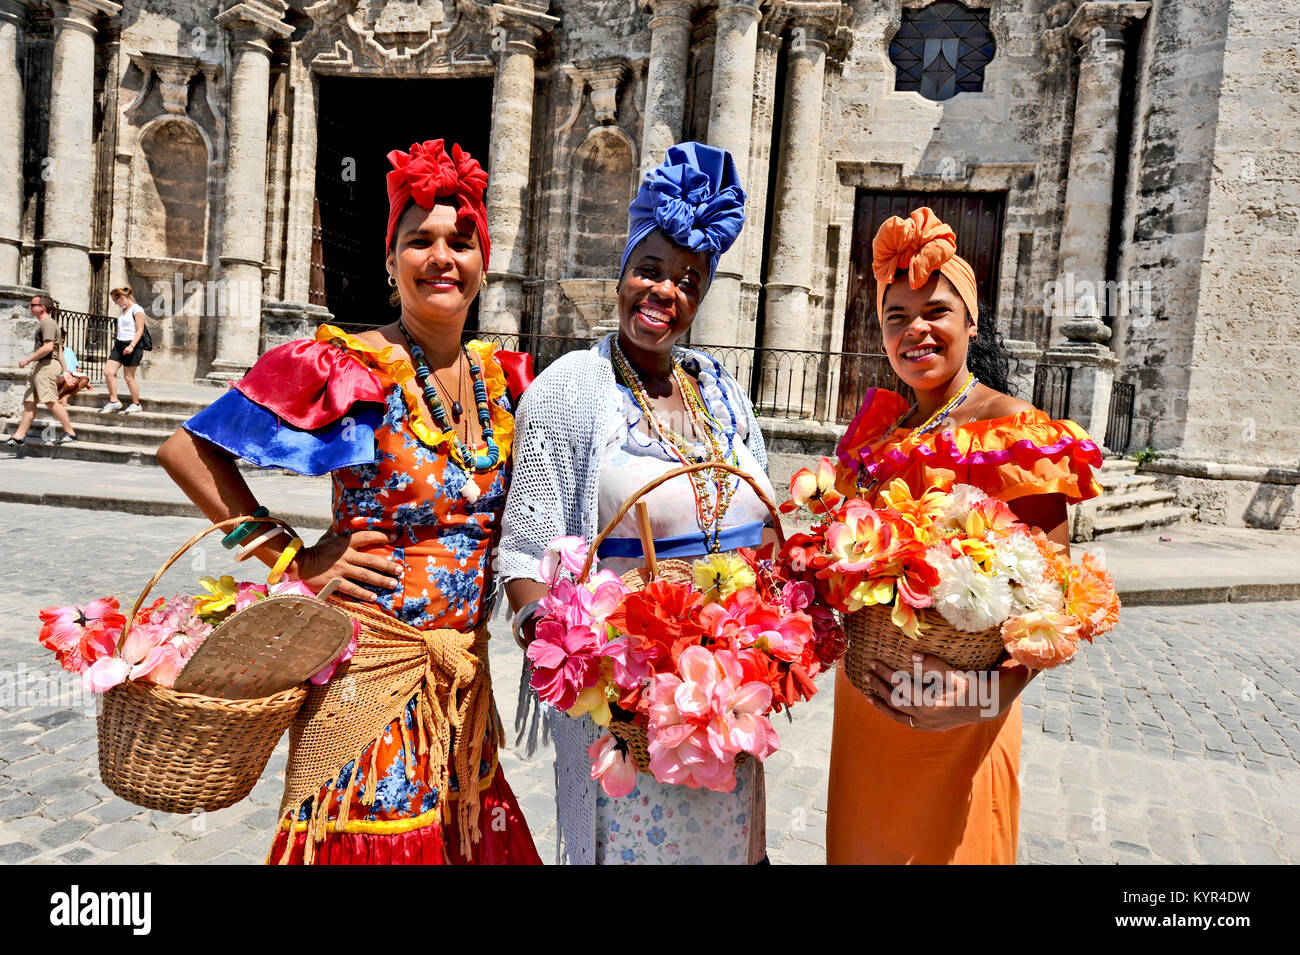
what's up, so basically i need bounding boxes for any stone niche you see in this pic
[132,119,209,263]
[568,127,636,280]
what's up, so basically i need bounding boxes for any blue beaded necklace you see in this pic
[397,320,500,472]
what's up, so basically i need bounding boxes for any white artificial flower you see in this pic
[928,548,1014,632]
[1012,574,1066,614]
[941,484,990,530]
[992,530,1047,586]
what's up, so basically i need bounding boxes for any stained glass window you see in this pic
[889,2,995,102]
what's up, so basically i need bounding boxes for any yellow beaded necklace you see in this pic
[611,339,738,551]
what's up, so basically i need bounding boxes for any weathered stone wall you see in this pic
[1178,0,1300,472]
[1113,0,1228,452]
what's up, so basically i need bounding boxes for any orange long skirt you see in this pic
[825,668,1021,865]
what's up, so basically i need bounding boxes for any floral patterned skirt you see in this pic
[594,758,766,864]
[268,696,542,866]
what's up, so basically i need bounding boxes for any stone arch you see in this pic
[130,118,210,262]
[566,126,637,279]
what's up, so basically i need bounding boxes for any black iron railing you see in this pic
[1033,363,1073,422]
[55,308,117,382]
[1106,380,1135,453]
[326,325,904,424]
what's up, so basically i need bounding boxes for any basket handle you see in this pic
[117,515,298,652]
[578,459,787,582]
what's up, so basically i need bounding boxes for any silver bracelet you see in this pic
[511,599,543,650]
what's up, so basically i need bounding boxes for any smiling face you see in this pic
[879,271,977,391]
[386,200,484,325]
[617,230,710,356]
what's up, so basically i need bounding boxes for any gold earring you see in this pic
[480,275,489,290]
[387,274,397,288]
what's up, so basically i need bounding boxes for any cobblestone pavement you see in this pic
[0,503,1296,865]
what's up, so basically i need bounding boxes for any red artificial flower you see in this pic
[606,580,709,671]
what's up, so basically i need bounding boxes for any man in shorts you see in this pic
[3,294,79,446]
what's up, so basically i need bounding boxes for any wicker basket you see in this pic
[842,602,1006,698]
[96,516,316,813]
[578,460,785,775]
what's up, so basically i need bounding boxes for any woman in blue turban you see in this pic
[499,142,777,864]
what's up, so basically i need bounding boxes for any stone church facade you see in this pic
[0,0,1296,528]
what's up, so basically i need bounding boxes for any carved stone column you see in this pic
[640,0,693,167]
[208,0,292,381]
[1052,1,1149,345]
[759,5,835,414]
[692,0,761,346]
[0,0,30,286]
[478,2,558,335]
[39,0,121,312]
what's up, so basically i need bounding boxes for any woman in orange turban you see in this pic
[825,208,1104,864]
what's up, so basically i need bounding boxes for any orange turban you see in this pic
[872,207,978,322]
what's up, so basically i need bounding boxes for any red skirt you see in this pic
[269,770,543,865]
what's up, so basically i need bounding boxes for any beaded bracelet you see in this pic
[266,536,303,585]
[221,506,270,549]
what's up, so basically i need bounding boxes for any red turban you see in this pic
[872,207,978,322]
[385,140,490,270]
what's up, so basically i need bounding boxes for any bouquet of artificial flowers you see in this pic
[38,576,358,694]
[529,534,845,797]
[780,458,1119,685]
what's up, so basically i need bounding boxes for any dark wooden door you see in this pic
[313,75,493,330]
[838,190,1005,421]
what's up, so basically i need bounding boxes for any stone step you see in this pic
[1100,458,1137,473]
[1090,506,1197,538]
[68,391,218,417]
[1,436,156,466]
[3,417,169,449]
[64,406,190,431]
[1097,470,1159,492]
[1,430,266,471]
[1090,488,1179,514]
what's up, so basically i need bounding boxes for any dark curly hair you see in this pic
[966,301,1010,396]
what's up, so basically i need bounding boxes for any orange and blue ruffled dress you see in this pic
[826,388,1103,864]
[183,325,541,865]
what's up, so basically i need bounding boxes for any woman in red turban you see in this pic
[159,140,542,865]
[825,208,1104,864]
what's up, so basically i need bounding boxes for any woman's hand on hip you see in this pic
[862,652,1013,731]
[292,530,402,602]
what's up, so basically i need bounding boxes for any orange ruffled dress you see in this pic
[826,388,1103,864]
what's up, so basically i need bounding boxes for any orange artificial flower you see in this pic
[1064,552,1121,641]
[877,479,947,542]
[1001,611,1082,669]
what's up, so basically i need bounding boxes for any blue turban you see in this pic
[620,141,747,284]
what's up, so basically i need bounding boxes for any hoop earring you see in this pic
[880,345,888,355]
[387,274,397,288]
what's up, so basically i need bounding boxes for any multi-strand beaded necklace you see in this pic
[398,320,500,473]
[610,339,737,551]
[855,372,979,497]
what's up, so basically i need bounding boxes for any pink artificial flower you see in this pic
[268,578,316,599]
[38,598,125,674]
[588,734,638,798]
[540,535,589,585]
[527,617,603,711]
[598,634,656,693]
[308,620,361,685]
[81,656,130,693]
[236,581,270,610]
[645,646,780,792]
[778,580,814,616]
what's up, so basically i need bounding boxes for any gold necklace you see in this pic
[611,341,736,550]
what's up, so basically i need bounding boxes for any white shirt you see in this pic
[117,304,144,342]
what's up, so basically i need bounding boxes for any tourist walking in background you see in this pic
[3,294,78,447]
[101,286,147,414]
